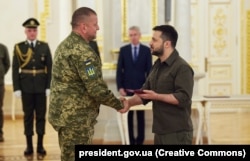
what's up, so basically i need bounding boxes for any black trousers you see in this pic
[128,110,145,145]
[21,93,46,136]
[154,131,193,145]
[0,85,4,135]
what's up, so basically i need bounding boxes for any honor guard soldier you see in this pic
[12,18,52,158]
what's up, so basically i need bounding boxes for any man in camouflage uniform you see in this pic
[0,43,10,142]
[12,18,52,157]
[48,7,125,161]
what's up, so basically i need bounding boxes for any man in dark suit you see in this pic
[12,18,52,157]
[116,26,152,145]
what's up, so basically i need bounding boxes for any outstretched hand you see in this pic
[118,97,130,113]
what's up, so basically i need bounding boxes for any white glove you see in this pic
[14,90,21,98]
[46,89,50,96]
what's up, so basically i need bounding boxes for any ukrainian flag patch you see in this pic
[85,60,96,78]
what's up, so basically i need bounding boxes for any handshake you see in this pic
[118,97,130,113]
[116,89,153,113]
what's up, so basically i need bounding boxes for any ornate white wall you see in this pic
[0,0,31,84]
[1,0,249,143]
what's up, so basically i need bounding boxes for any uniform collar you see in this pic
[27,40,37,45]
[71,31,88,44]
[160,49,179,66]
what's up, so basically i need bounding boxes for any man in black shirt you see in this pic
[89,40,100,57]
[121,25,194,145]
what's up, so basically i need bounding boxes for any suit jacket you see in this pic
[116,43,152,92]
[12,40,52,93]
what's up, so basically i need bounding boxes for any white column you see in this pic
[174,0,191,62]
[58,0,72,42]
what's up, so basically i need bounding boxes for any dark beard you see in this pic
[152,48,164,56]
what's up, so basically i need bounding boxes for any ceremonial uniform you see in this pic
[12,40,52,93]
[12,18,52,157]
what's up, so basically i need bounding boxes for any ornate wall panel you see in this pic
[190,0,239,95]
[209,65,232,80]
[205,0,238,95]
[110,0,164,65]
[209,4,231,60]
[121,0,158,42]
[190,0,201,63]
[209,83,232,95]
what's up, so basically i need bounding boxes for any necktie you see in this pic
[31,42,34,50]
[133,46,137,62]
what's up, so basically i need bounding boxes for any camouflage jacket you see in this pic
[0,43,10,85]
[48,32,123,130]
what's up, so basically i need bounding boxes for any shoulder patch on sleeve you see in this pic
[85,60,96,78]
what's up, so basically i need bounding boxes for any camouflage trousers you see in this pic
[0,85,4,135]
[58,125,94,161]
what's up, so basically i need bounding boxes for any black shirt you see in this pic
[142,49,194,134]
[89,41,100,57]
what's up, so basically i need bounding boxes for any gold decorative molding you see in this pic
[190,4,199,63]
[240,1,244,94]
[121,0,158,42]
[213,8,227,55]
[102,63,117,70]
[35,0,50,41]
[246,11,250,93]
[111,49,120,55]
[209,83,232,96]
[209,65,231,80]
